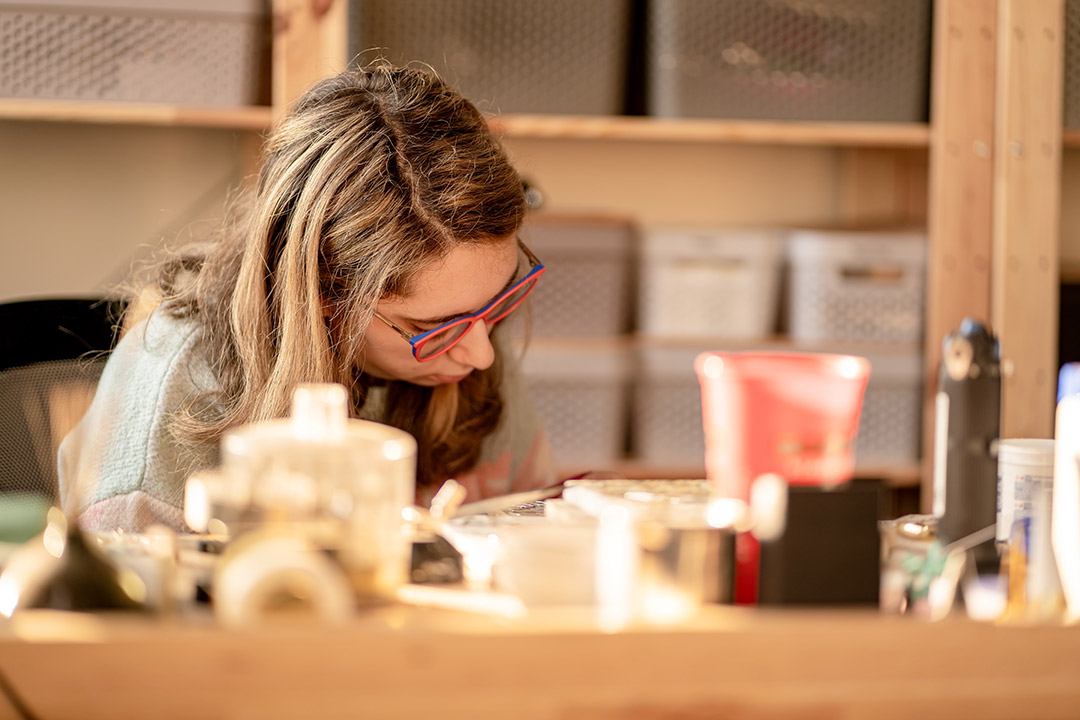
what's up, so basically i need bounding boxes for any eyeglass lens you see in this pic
[415,275,539,359]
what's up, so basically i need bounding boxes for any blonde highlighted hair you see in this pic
[152,62,526,491]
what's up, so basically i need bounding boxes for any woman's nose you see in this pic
[447,320,495,371]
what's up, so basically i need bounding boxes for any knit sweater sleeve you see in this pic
[58,311,220,534]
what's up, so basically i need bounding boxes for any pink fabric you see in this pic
[79,491,187,534]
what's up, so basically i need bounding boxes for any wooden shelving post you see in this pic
[923,0,1000,508]
[271,0,349,115]
[993,0,1064,439]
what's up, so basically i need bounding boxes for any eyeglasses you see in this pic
[373,243,545,362]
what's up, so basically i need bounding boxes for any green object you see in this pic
[0,494,51,544]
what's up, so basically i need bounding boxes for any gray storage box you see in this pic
[0,0,270,106]
[646,0,932,121]
[348,0,631,115]
[786,229,927,344]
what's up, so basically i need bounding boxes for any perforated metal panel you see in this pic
[0,3,269,105]
[348,0,631,115]
[647,0,932,121]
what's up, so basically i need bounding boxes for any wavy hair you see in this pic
[152,63,527,491]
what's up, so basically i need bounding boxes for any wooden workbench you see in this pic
[1,604,1078,720]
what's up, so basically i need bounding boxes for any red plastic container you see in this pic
[695,351,871,604]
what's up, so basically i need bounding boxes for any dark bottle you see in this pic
[933,318,1001,572]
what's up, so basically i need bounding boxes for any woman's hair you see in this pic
[151,62,527,491]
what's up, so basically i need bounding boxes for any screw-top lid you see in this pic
[1059,363,1080,403]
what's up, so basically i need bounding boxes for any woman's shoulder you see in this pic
[96,307,220,433]
[60,307,220,528]
[115,309,211,376]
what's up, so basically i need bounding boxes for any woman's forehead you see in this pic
[385,237,519,317]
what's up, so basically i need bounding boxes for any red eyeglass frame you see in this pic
[372,243,545,362]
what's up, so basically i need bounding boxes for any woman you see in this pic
[59,63,556,533]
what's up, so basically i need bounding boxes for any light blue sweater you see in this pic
[59,311,555,533]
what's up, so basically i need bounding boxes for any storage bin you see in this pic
[348,0,631,115]
[631,344,707,467]
[0,0,270,106]
[638,227,783,338]
[519,340,631,469]
[786,229,927,343]
[519,214,635,338]
[855,351,922,468]
[646,0,932,121]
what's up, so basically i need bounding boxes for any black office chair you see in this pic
[0,298,126,510]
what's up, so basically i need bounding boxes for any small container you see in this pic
[996,438,1055,547]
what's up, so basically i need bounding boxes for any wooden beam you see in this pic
[840,147,929,226]
[993,0,1064,438]
[271,0,349,116]
[924,0,999,509]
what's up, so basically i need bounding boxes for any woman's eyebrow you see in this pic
[409,262,521,326]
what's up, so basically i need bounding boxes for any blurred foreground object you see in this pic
[0,509,144,618]
[696,351,870,604]
[1054,363,1080,623]
[933,318,1001,574]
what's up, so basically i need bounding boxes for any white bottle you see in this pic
[1053,363,1080,622]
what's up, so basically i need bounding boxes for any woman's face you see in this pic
[362,234,521,387]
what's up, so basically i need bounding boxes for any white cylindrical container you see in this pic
[219,383,417,603]
[996,438,1055,546]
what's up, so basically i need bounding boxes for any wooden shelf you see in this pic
[628,334,924,355]
[489,114,930,147]
[525,335,924,359]
[0,98,273,130]
[1062,262,1080,283]
[1063,127,1080,146]
[561,462,922,488]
